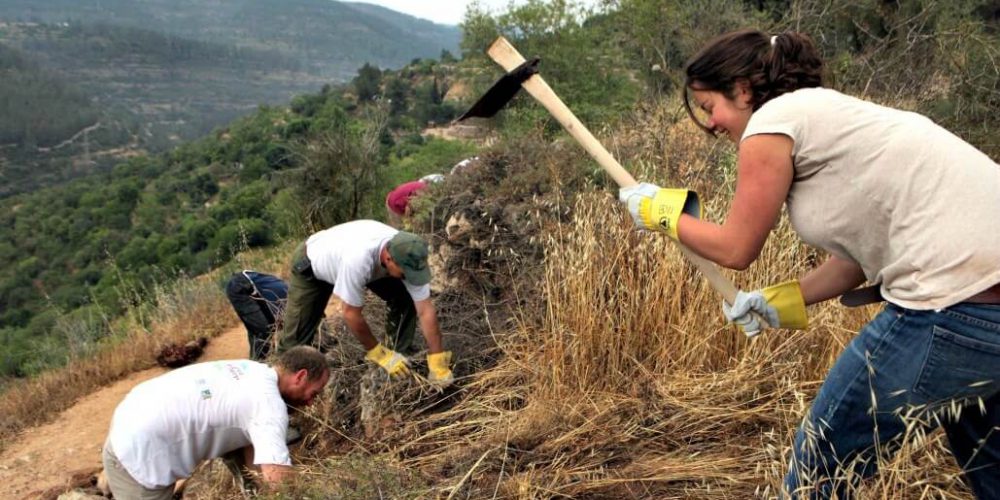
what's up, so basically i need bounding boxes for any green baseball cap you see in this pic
[388,232,431,286]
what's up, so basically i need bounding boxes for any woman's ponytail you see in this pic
[761,32,824,105]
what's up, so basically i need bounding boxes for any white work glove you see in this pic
[618,182,701,239]
[722,281,808,338]
[618,182,661,229]
[723,290,780,338]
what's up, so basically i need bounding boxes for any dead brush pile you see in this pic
[237,137,599,499]
[392,136,600,380]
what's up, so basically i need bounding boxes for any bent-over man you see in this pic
[277,219,453,385]
[102,346,330,499]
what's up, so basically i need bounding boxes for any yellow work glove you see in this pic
[427,351,454,387]
[365,343,411,377]
[619,182,701,240]
[722,280,808,338]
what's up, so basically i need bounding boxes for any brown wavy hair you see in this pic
[683,29,824,134]
[275,345,329,381]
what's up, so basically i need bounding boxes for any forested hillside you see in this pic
[0,22,319,197]
[0,54,473,379]
[0,43,97,148]
[0,0,460,197]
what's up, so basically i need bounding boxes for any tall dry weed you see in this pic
[423,196,965,497]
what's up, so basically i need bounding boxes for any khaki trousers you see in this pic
[102,440,174,500]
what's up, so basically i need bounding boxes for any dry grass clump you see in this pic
[384,190,970,498]
[271,453,426,500]
[181,451,425,500]
[380,193,823,498]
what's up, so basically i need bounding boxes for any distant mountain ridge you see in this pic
[0,0,461,197]
[0,0,461,80]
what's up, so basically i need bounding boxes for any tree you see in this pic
[440,49,457,63]
[384,76,411,116]
[290,101,390,229]
[353,62,383,103]
[607,0,760,94]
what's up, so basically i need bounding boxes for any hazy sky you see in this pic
[348,1,600,26]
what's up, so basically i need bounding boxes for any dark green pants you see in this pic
[278,243,418,353]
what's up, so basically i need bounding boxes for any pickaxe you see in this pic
[459,36,750,315]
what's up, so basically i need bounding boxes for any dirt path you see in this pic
[0,324,249,500]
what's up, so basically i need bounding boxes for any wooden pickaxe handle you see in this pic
[487,36,742,306]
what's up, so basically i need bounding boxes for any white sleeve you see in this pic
[332,253,369,307]
[741,96,804,156]
[404,282,430,302]
[246,401,291,466]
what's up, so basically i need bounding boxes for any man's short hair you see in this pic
[275,346,328,381]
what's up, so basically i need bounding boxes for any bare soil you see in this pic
[0,324,248,500]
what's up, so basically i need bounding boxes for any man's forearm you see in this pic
[415,300,443,353]
[343,308,378,350]
[420,317,443,353]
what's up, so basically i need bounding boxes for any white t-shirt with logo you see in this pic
[742,87,1000,309]
[305,219,430,307]
[108,360,290,488]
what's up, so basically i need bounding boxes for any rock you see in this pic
[358,365,412,439]
[359,367,389,439]
[445,213,473,242]
[428,245,462,293]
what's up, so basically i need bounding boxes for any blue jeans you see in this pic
[786,303,1000,499]
[226,272,284,361]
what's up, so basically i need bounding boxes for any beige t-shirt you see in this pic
[742,87,1000,310]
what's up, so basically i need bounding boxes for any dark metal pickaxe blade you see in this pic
[456,57,540,121]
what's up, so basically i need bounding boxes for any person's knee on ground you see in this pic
[226,272,281,361]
